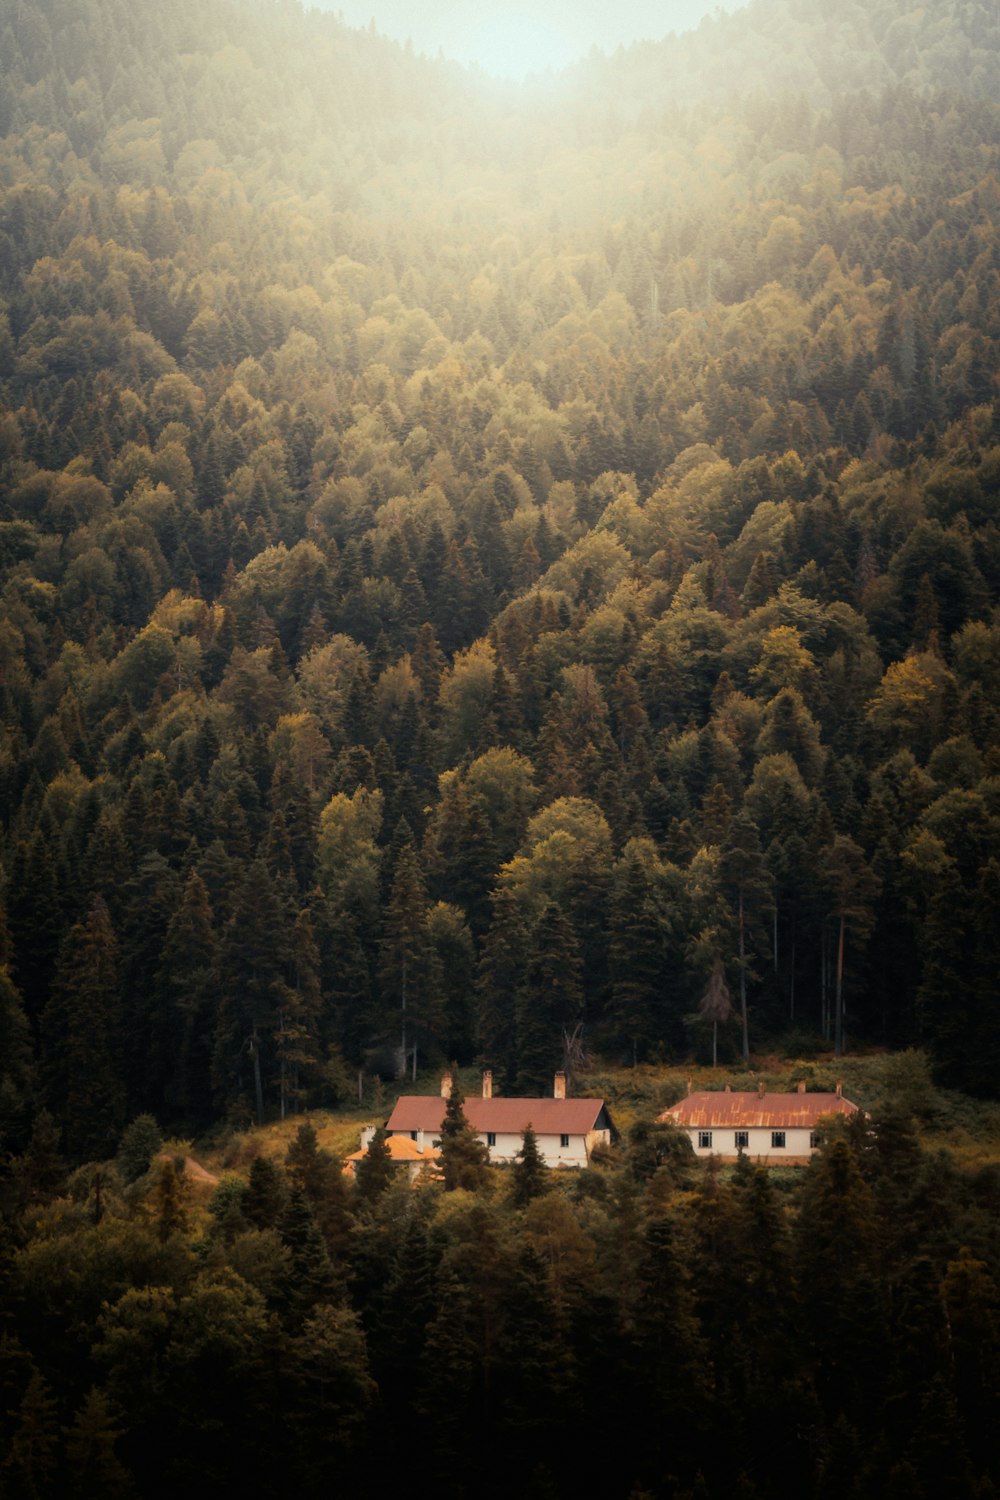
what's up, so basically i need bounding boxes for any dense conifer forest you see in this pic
[1,0,999,1493]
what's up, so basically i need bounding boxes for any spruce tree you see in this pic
[354,1127,396,1202]
[377,837,440,1078]
[511,1123,549,1208]
[159,869,217,1126]
[515,902,582,1094]
[437,1077,489,1192]
[213,860,291,1124]
[64,1387,135,1500]
[279,1187,340,1327]
[42,896,125,1163]
[244,1154,289,1230]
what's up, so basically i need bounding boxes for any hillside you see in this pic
[1,0,999,1157]
[1,0,1000,1492]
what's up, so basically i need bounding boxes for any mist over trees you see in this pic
[0,0,999,1490]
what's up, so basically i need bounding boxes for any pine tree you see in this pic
[275,909,323,1118]
[377,838,440,1078]
[821,835,880,1059]
[243,1153,289,1230]
[64,1388,135,1500]
[2,1368,60,1500]
[150,1158,187,1241]
[476,889,527,1091]
[511,1124,549,1208]
[698,958,732,1068]
[116,1114,163,1184]
[515,903,583,1095]
[42,896,124,1163]
[279,1187,340,1327]
[213,860,291,1124]
[0,960,34,1144]
[607,842,672,1065]
[437,1077,489,1192]
[285,1120,352,1258]
[159,869,217,1125]
[719,812,773,1066]
[354,1127,396,1203]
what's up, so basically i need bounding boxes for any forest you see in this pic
[0,0,998,1492]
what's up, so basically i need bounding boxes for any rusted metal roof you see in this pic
[660,1091,857,1129]
[386,1096,609,1137]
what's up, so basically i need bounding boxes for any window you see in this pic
[486,1132,496,1147]
[410,1131,417,1141]
[560,1134,570,1148]
[771,1131,786,1149]
[809,1131,821,1149]
[734,1130,749,1150]
[698,1131,713,1149]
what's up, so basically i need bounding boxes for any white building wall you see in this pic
[388,1125,611,1168]
[686,1125,817,1159]
[484,1131,591,1167]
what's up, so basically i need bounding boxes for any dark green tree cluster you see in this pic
[2,1104,1000,1498]
[0,0,999,1168]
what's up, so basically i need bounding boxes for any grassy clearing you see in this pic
[191,1050,1000,1181]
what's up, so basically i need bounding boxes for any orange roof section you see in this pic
[386,1096,608,1137]
[346,1134,441,1164]
[660,1090,858,1129]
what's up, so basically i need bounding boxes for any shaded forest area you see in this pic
[4,1087,1000,1500]
[2,0,1000,1495]
[2,0,999,1149]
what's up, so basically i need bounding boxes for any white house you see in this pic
[383,1070,615,1169]
[346,1132,441,1182]
[659,1080,858,1161]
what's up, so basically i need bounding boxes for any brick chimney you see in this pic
[686,1077,693,1096]
[835,1079,843,1099]
[797,1080,807,1094]
[553,1071,567,1100]
[758,1080,766,1098]
[440,1070,453,1099]
[482,1069,493,1099]
[724,1083,732,1092]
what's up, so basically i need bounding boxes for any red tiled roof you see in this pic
[386,1095,608,1137]
[660,1090,857,1129]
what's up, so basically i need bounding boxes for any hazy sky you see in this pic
[326,1,748,79]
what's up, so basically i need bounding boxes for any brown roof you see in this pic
[660,1090,857,1129]
[386,1095,609,1138]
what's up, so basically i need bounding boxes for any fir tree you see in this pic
[354,1127,396,1203]
[42,896,124,1163]
[437,1077,489,1192]
[511,1124,549,1209]
[515,903,583,1095]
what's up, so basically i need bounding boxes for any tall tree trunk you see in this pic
[834,912,846,1059]
[712,1019,718,1069]
[400,955,407,1076]
[251,1024,264,1126]
[739,887,749,1066]
[278,1009,287,1121]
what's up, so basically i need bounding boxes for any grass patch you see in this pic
[192,1050,1000,1185]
